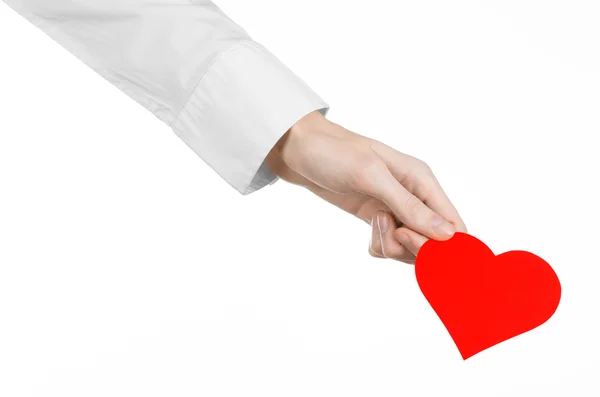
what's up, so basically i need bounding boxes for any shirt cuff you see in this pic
[171,41,329,195]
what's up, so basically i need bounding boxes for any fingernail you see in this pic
[378,214,389,233]
[431,216,455,237]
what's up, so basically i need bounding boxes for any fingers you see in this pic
[369,212,416,264]
[369,215,384,258]
[418,172,468,233]
[362,165,456,241]
[393,227,429,256]
[365,143,466,238]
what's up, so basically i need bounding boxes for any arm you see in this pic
[2,0,328,195]
[267,111,467,263]
[3,0,467,263]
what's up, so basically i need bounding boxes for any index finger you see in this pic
[417,171,467,233]
[369,142,467,233]
[358,163,456,241]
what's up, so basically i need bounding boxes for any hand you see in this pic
[265,111,467,264]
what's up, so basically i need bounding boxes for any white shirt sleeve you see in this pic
[2,0,329,195]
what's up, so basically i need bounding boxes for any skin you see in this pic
[265,110,467,264]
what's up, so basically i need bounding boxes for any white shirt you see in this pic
[2,0,330,195]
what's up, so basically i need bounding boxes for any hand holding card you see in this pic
[415,232,562,360]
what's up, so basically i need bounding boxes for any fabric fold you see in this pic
[172,41,329,195]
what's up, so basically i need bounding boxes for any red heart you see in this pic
[415,232,561,360]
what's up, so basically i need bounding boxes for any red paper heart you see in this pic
[415,232,561,360]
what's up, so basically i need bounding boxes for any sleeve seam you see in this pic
[168,40,258,127]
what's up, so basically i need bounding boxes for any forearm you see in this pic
[2,0,329,195]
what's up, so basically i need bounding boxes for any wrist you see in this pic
[266,110,330,178]
[290,109,329,136]
[277,110,329,153]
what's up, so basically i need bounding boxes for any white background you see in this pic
[1,1,599,396]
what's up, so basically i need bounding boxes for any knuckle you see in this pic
[380,242,389,258]
[369,238,382,257]
[417,159,433,175]
[368,245,382,258]
[417,180,435,199]
[414,170,438,200]
[418,162,436,183]
[402,194,422,217]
